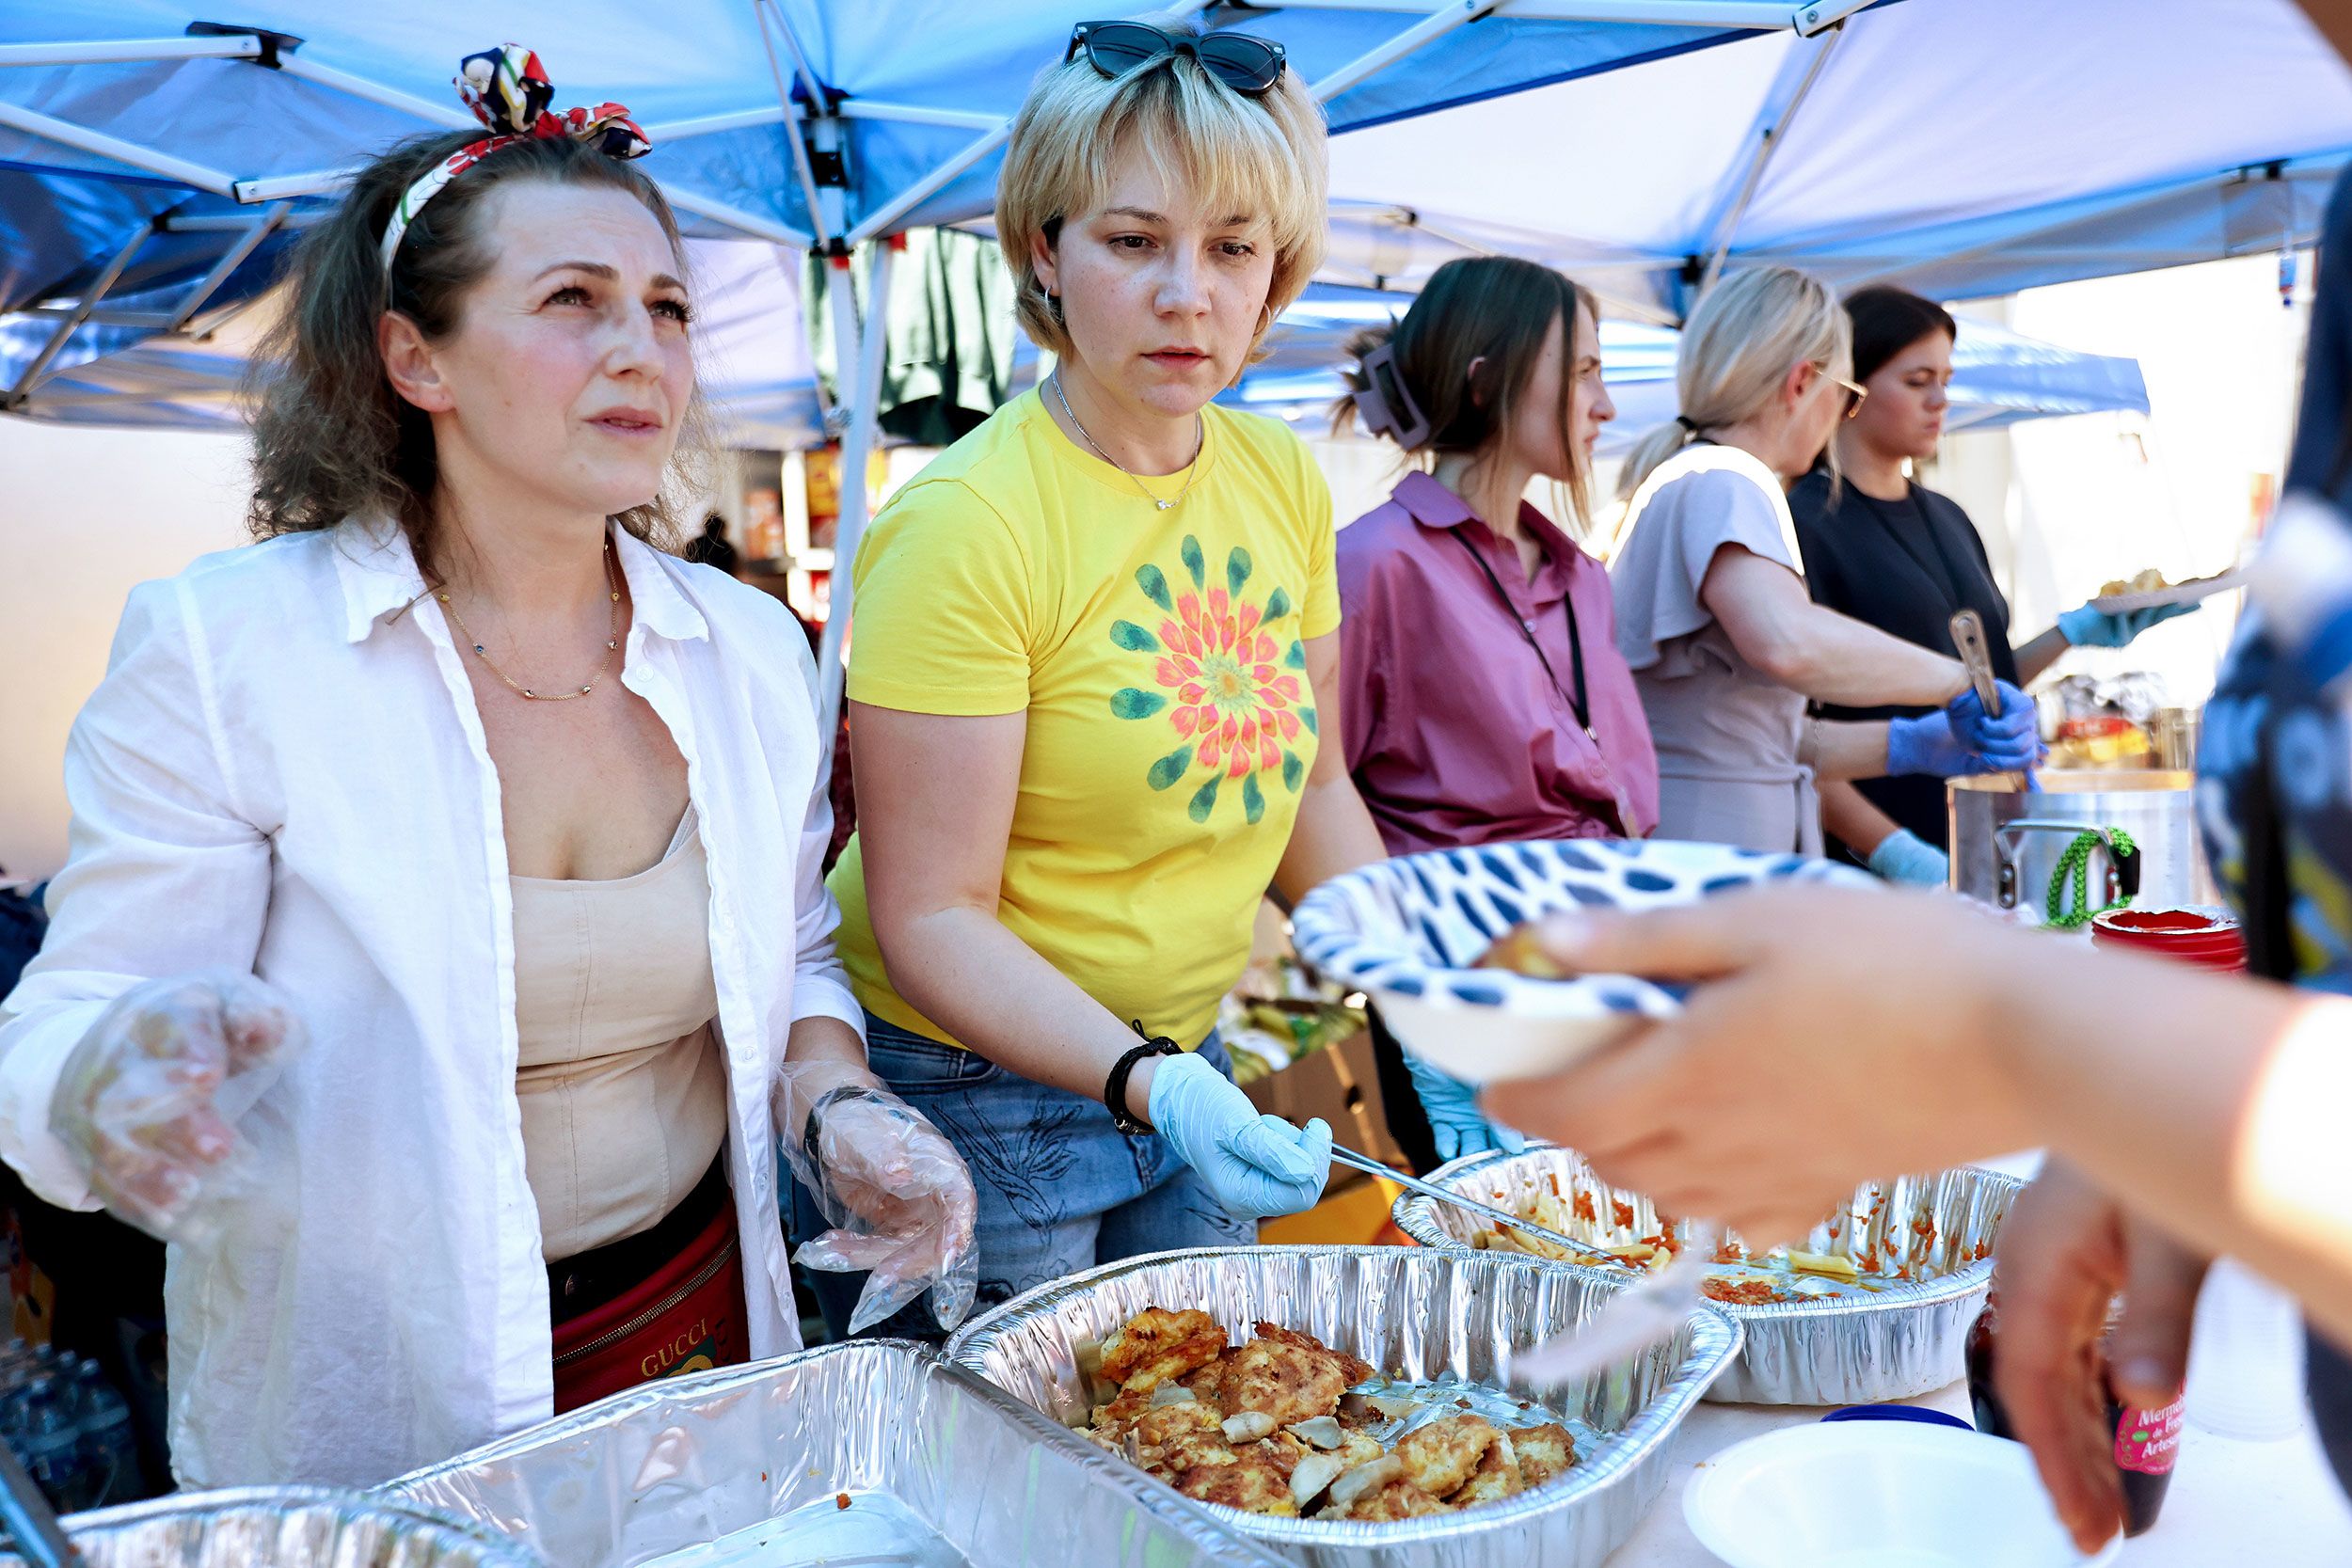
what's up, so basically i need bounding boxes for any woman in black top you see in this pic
[1789,287,2191,880]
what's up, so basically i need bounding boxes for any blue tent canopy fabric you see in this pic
[1319,0,2352,318]
[0,0,2327,736]
[2,262,2148,450]
[1230,284,2150,453]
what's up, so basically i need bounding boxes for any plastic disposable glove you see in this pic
[2057,599,2199,649]
[50,973,302,1243]
[1865,827,1950,887]
[777,1062,978,1335]
[1887,684,2042,777]
[1402,1052,1526,1164]
[1146,1051,1331,1218]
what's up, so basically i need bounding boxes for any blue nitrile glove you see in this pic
[1147,1052,1332,1217]
[1866,827,1950,887]
[1402,1053,1527,1164]
[1889,683,2041,777]
[2057,599,2201,648]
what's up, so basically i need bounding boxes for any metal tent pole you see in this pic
[1692,21,1845,296]
[6,221,151,407]
[814,238,897,768]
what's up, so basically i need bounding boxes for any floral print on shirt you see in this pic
[1106,533,1316,825]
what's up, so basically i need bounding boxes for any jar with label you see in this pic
[1966,1293,2185,1537]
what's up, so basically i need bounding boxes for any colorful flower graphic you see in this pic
[1107,534,1316,824]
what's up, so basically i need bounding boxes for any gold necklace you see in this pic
[437,538,623,701]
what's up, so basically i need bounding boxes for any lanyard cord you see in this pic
[1447,528,1594,737]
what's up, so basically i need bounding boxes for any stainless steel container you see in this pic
[1392,1147,2024,1405]
[2153,706,2202,771]
[6,1487,540,1567]
[1948,769,2216,917]
[946,1245,1740,1568]
[385,1338,1281,1568]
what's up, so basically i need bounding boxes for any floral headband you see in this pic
[378,44,652,277]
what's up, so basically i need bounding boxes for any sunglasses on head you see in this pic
[1066,21,1287,95]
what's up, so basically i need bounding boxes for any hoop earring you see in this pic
[1046,290,1065,325]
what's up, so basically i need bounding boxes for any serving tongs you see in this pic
[1951,608,2038,792]
[1327,1143,1623,1268]
[1327,1140,1715,1388]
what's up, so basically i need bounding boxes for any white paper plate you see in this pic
[1684,1421,2122,1568]
[1289,839,1874,1084]
[2090,568,2248,614]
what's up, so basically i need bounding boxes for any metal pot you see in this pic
[1948,769,2217,919]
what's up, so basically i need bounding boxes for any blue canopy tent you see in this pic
[5,264,2149,451]
[1232,284,2149,451]
[1319,0,2352,320]
[0,0,1849,737]
[0,0,2337,738]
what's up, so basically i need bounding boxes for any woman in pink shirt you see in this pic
[1332,257,1656,1166]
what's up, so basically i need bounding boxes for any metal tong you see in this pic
[1325,1142,1624,1268]
[1327,1140,1716,1388]
[1950,608,2039,791]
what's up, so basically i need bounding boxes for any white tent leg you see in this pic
[753,0,837,248]
[815,239,898,771]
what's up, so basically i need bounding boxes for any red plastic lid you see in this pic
[2090,908,2247,971]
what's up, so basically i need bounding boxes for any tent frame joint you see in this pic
[184,20,303,71]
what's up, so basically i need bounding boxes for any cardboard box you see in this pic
[1239,1026,1411,1173]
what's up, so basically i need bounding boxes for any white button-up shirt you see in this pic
[0,518,859,1487]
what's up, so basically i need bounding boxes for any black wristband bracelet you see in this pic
[801,1084,896,1187]
[1104,1027,1181,1136]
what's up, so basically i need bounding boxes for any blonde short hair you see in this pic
[1618,264,1851,498]
[995,22,1328,361]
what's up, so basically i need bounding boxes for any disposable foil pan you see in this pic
[1394,1146,2025,1404]
[945,1245,1740,1568]
[6,1486,540,1566]
[383,1338,1284,1568]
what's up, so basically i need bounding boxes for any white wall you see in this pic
[1,420,251,882]
[1991,254,2303,706]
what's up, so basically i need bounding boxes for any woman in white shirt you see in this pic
[0,47,973,1488]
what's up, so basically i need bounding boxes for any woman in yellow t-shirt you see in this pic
[810,21,1389,1333]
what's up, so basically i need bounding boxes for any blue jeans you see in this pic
[787,1011,1253,1341]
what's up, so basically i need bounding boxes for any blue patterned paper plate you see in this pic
[1290,838,1876,1083]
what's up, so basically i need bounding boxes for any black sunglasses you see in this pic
[1065,21,1287,96]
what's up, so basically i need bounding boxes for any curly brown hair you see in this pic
[245,128,707,576]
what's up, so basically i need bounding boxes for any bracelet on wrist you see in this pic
[1105,1022,1182,1136]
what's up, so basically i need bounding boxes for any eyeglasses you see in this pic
[1828,371,1868,420]
[1065,21,1288,96]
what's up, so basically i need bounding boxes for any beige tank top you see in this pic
[510,807,726,1262]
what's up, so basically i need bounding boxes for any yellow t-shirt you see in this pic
[828,389,1339,1048]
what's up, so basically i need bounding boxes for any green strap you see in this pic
[2045,828,2137,929]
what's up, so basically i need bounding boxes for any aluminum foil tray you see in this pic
[1394,1146,2025,1404]
[945,1245,1740,1568]
[8,1486,542,1566]
[383,1338,1284,1568]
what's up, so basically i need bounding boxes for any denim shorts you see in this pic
[787,1010,1253,1341]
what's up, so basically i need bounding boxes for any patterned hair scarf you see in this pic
[378,43,652,277]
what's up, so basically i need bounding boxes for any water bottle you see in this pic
[12,1376,89,1512]
[68,1361,139,1506]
